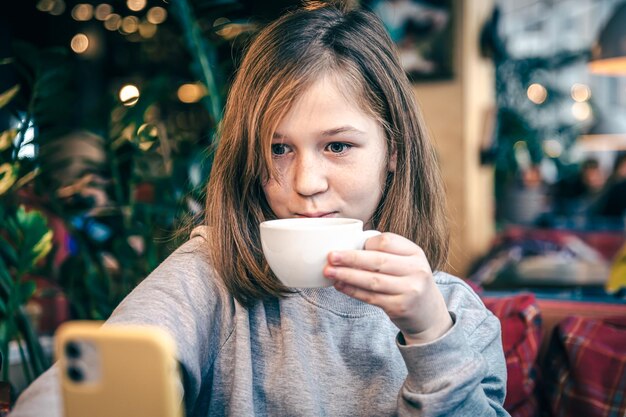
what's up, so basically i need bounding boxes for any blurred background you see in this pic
[1,0,626,408]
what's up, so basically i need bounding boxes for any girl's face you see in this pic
[262,75,394,229]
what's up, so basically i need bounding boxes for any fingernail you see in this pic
[329,252,341,263]
[325,267,336,278]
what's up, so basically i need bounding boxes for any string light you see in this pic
[121,16,139,34]
[49,0,66,16]
[127,0,147,12]
[70,33,89,54]
[36,0,55,12]
[95,4,113,21]
[527,83,547,104]
[71,4,93,21]
[119,84,140,106]
[571,102,592,120]
[104,14,122,31]
[570,83,591,102]
[177,83,207,103]
[146,7,167,24]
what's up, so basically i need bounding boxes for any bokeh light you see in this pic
[543,139,563,158]
[127,0,147,12]
[571,102,592,120]
[95,4,113,21]
[121,16,139,34]
[119,84,140,106]
[527,83,547,104]
[104,14,122,31]
[50,0,66,16]
[70,33,89,54]
[571,83,591,102]
[177,83,207,103]
[147,7,167,24]
[71,4,93,21]
[36,0,55,12]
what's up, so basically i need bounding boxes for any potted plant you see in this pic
[0,83,53,389]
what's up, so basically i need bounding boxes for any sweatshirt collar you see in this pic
[294,287,384,318]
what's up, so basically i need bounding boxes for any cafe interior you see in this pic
[1,0,626,416]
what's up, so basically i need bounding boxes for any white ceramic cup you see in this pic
[260,218,381,288]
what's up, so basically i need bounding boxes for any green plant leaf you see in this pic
[0,85,20,109]
[31,230,53,266]
[0,163,17,196]
[0,129,17,152]
[13,167,39,190]
[17,281,36,305]
[0,255,13,288]
[15,306,49,378]
[15,206,52,269]
[0,234,18,266]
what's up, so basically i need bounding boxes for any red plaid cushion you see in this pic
[483,294,543,417]
[543,315,626,417]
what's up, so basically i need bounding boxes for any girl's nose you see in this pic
[293,154,328,196]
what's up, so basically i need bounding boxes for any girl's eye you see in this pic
[271,144,288,156]
[327,142,351,154]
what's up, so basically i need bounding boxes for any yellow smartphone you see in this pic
[55,321,184,417]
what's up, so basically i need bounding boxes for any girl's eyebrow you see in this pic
[320,126,366,137]
[273,126,366,139]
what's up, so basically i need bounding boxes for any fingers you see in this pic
[327,233,429,276]
[328,250,413,277]
[323,232,432,295]
[325,232,448,341]
[364,233,422,256]
[324,264,408,295]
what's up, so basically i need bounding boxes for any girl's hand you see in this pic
[323,232,453,345]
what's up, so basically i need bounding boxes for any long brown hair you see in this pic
[205,1,449,307]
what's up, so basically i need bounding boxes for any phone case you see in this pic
[55,321,184,417]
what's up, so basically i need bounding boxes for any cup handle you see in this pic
[359,230,381,249]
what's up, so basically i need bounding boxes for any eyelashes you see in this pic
[270,142,353,157]
[326,142,351,154]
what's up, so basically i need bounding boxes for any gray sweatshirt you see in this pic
[10,227,509,417]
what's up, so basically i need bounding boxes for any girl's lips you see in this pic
[295,212,338,218]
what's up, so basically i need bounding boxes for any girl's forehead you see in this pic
[286,72,376,120]
[273,77,378,136]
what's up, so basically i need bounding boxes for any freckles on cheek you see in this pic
[262,179,276,200]
[262,178,289,211]
[263,177,283,193]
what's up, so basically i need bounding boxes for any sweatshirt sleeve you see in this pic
[395,278,509,417]
[9,229,230,417]
[8,365,63,417]
[104,232,233,413]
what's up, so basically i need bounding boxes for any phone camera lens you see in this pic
[67,366,84,382]
[65,341,81,359]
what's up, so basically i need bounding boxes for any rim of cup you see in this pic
[260,218,362,230]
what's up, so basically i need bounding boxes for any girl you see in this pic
[11,2,508,416]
